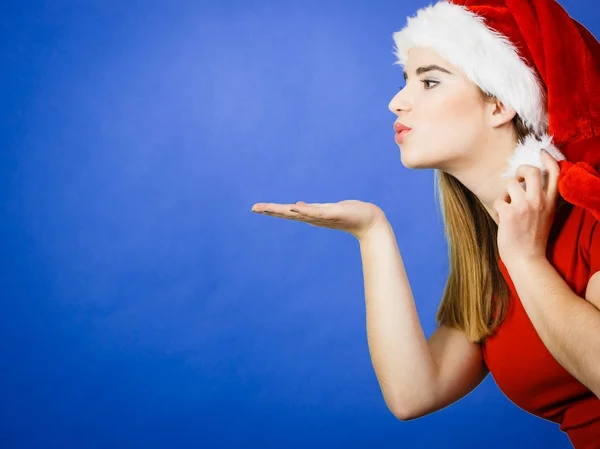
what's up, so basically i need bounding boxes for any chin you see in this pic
[399,146,438,170]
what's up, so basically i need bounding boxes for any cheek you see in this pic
[418,93,483,149]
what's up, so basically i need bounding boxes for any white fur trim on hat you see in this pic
[392,1,548,136]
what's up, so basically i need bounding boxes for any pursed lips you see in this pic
[394,122,412,133]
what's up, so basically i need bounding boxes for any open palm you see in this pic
[251,200,387,240]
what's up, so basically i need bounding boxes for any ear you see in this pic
[486,98,517,129]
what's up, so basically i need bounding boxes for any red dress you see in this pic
[482,201,600,448]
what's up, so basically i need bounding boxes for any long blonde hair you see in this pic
[434,112,531,343]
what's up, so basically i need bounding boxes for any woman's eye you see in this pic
[421,79,439,89]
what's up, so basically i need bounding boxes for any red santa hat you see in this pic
[392,0,600,221]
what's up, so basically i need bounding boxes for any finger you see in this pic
[252,201,336,212]
[252,202,302,213]
[504,179,526,205]
[260,209,307,222]
[252,203,303,219]
[292,204,334,220]
[293,202,338,209]
[262,212,307,222]
[515,164,543,200]
[253,202,340,225]
[493,197,508,220]
[541,150,560,201]
[251,202,281,212]
[290,202,337,214]
[257,203,329,222]
[263,207,339,228]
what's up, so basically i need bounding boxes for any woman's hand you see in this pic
[251,200,388,241]
[493,150,562,265]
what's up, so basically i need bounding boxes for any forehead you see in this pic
[405,47,454,71]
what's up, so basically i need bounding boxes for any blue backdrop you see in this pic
[1,0,598,447]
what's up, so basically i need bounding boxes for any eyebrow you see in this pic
[403,65,453,80]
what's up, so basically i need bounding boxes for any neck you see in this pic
[444,133,517,226]
[442,130,568,227]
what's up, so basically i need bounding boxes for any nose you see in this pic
[388,87,411,115]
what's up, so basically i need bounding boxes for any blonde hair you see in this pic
[434,111,530,343]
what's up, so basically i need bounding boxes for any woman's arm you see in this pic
[359,219,488,420]
[493,151,600,398]
[505,258,600,398]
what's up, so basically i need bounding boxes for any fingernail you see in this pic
[541,149,548,155]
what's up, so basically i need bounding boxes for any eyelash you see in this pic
[420,79,439,89]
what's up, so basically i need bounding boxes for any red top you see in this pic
[483,201,600,448]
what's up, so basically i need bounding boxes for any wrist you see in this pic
[502,253,549,273]
[356,216,391,243]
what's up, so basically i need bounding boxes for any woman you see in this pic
[252,0,600,446]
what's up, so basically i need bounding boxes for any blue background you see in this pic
[1,0,597,447]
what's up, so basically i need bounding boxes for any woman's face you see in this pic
[388,47,494,173]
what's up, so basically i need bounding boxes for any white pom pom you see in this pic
[501,134,566,181]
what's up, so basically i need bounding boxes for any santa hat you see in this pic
[392,0,600,221]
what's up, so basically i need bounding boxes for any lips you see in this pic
[394,121,413,144]
[394,122,412,133]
